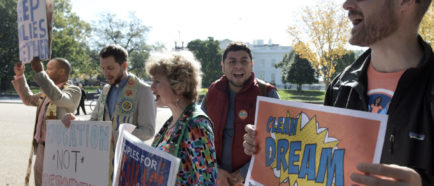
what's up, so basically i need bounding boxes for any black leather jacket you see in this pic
[324,37,434,185]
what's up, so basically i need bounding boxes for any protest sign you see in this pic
[17,0,53,63]
[113,130,180,186]
[245,97,388,186]
[42,120,112,186]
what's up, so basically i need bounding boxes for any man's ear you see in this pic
[122,61,129,71]
[399,0,416,12]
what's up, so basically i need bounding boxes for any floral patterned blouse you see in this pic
[152,104,217,185]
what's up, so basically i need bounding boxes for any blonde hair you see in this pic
[145,51,202,102]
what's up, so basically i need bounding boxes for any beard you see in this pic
[111,70,124,85]
[348,0,399,46]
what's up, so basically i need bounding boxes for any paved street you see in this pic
[0,102,171,186]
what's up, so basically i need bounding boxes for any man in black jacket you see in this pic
[323,0,433,185]
[76,83,87,115]
[244,0,433,185]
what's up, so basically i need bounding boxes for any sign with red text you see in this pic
[245,97,388,186]
[17,0,53,63]
[43,120,111,186]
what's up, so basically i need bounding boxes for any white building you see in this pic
[250,40,292,89]
[219,39,292,89]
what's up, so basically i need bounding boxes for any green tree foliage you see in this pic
[331,50,356,79]
[0,0,95,90]
[276,51,317,93]
[187,37,223,87]
[51,0,95,79]
[288,0,349,88]
[0,0,18,91]
[92,12,151,79]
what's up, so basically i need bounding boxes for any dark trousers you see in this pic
[76,101,87,115]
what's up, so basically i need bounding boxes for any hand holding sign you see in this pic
[350,163,422,186]
[14,61,25,76]
[61,113,76,128]
[30,57,43,73]
[243,124,257,156]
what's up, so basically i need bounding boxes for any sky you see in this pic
[70,0,350,49]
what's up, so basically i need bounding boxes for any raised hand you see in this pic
[14,61,25,76]
[30,57,43,73]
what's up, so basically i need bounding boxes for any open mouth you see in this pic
[352,18,363,26]
[155,95,160,101]
[233,73,244,79]
[348,11,363,28]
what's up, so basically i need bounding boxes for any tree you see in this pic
[187,37,223,87]
[275,51,317,93]
[288,0,349,88]
[419,3,433,48]
[0,0,19,91]
[332,50,357,79]
[51,0,95,79]
[92,12,151,79]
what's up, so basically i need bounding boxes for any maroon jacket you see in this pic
[205,73,275,171]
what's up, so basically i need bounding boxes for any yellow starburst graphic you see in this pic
[265,112,344,186]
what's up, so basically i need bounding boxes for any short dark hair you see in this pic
[53,57,71,76]
[222,42,253,61]
[99,44,128,65]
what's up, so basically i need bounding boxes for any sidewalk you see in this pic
[0,96,22,104]
[0,97,95,106]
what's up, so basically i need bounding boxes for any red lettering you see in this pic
[43,174,92,186]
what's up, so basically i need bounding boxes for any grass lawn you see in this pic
[277,89,325,103]
[200,88,325,103]
[4,87,325,103]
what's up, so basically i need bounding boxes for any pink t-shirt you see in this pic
[367,63,405,114]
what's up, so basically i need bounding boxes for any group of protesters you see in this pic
[13,0,433,185]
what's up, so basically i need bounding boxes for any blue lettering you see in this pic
[288,141,301,174]
[282,117,290,135]
[265,137,276,167]
[276,117,283,134]
[39,19,46,37]
[276,139,289,171]
[32,21,38,38]
[76,124,84,146]
[299,144,316,180]
[30,0,39,21]
[266,117,275,133]
[32,40,38,58]
[69,124,76,147]
[91,125,98,149]
[100,126,110,151]
[316,148,345,186]
[22,0,30,21]
[22,24,29,40]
